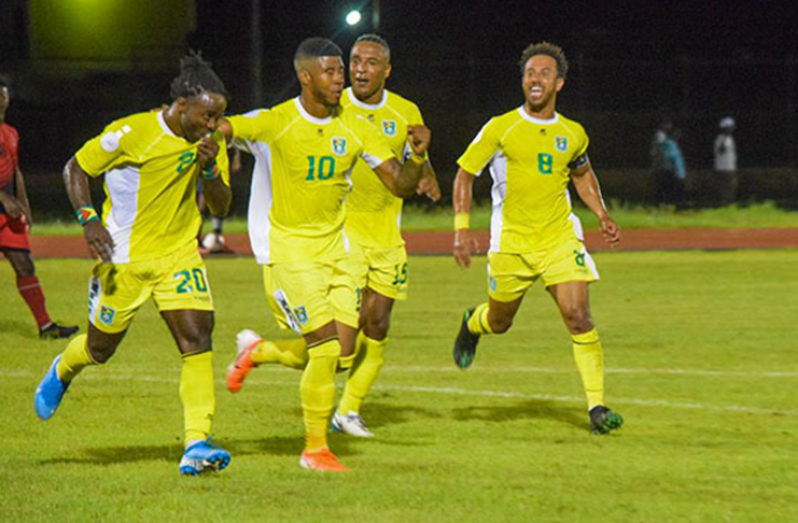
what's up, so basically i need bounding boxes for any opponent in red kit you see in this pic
[0,77,78,339]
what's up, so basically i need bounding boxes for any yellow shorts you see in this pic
[88,242,214,334]
[487,238,599,302]
[348,241,408,301]
[263,259,358,335]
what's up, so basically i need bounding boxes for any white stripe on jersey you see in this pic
[247,141,274,265]
[488,152,507,253]
[105,166,141,263]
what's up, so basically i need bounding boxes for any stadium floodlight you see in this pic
[345,10,362,26]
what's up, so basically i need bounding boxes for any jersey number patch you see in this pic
[177,152,196,173]
[306,155,336,181]
[537,153,553,175]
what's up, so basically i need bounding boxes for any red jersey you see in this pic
[0,122,19,197]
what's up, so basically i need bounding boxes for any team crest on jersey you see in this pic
[99,305,116,326]
[555,136,568,152]
[293,306,309,325]
[382,120,397,136]
[331,137,347,156]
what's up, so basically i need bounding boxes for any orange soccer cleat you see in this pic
[299,448,350,472]
[226,329,261,393]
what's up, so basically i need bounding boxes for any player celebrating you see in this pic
[33,53,234,475]
[0,76,78,339]
[451,42,624,435]
[333,34,440,438]
[222,37,430,472]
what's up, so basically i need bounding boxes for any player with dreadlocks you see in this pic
[34,52,234,475]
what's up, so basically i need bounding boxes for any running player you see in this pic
[222,37,430,472]
[332,34,440,438]
[33,53,234,474]
[0,76,79,339]
[451,42,624,435]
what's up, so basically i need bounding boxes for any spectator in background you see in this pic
[651,119,686,206]
[713,117,737,205]
[0,76,79,339]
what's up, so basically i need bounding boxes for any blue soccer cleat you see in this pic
[179,440,231,476]
[35,355,70,420]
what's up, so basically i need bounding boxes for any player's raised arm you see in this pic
[453,167,479,268]
[63,156,114,262]
[197,132,231,217]
[372,123,431,197]
[570,161,621,246]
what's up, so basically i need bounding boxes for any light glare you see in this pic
[346,10,362,26]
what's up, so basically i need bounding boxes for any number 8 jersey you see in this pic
[227,98,394,265]
[457,108,590,254]
[75,111,230,263]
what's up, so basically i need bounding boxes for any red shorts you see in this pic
[0,213,31,250]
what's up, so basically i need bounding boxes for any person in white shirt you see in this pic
[713,117,737,204]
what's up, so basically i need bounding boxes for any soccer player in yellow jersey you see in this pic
[452,42,624,435]
[332,34,440,438]
[222,38,430,472]
[33,53,234,474]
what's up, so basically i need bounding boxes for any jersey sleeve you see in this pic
[227,109,272,147]
[457,118,501,176]
[358,117,395,169]
[74,120,135,177]
[212,131,232,187]
[566,123,590,170]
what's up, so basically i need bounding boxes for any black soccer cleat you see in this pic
[589,405,624,435]
[453,307,480,370]
[40,323,79,340]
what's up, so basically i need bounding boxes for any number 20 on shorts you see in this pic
[174,268,208,294]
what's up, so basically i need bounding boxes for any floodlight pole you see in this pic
[372,0,380,32]
[251,0,264,107]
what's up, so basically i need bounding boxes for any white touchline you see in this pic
[8,368,795,416]
[382,366,798,378]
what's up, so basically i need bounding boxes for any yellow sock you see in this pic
[251,338,308,370]
[466,303,493,335]
[338,334,387,414]
[180,351,215,445]
[572,328,605,409]
[300,338,339,452]
[56,334,97,382]
[337,330,366,372]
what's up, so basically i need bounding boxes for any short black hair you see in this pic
[0,75,9,89]
[294,37,343,66]
[354,33,391,61]
[169,51,229,101]
[519,42,569,79]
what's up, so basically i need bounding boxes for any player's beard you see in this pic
[526,87,556,114]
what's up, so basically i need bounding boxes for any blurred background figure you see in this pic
[199,148,240,254]
[651,119,686,206]
[0,76,78,339]
[713,117,737,205]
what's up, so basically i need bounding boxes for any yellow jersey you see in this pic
[228,97,395,265]
[341,87,426,248]
[458,107,590,253]
[75,111,230,263]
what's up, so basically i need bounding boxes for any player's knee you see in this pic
[87,342,117,364]
[364,314,390,340]
[177,330,213,355]
[561,306,592,332]
[488,315,513,334]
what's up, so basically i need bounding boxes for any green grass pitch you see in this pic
[1,251,796,522]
